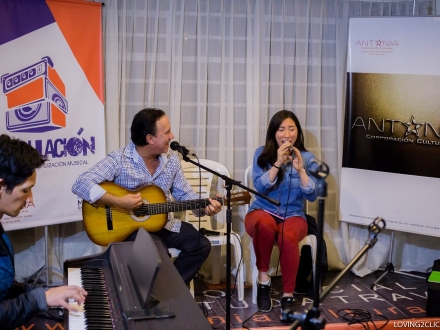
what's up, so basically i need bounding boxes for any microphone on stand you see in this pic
[308,158,330,179]
[200,228,223,236]
[170,141,197,157]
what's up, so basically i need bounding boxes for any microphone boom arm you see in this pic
[178,148,280,207]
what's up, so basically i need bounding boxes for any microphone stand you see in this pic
[281,160,386,330]
[180,152,279,330]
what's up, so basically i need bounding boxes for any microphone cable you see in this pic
[274,164,294,291]
[173,149,208,317]
[191,154,209,315]
[228,231,243,298]
[337,308,389,330]
[38,307,64,322]
[242,164,294,330]
[188,154,226,326]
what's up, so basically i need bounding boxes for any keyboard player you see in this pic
[64,229,213,330]
[0,135,87,330]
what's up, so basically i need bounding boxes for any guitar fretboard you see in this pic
[133,197,223,216]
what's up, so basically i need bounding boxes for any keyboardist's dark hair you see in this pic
[0,134,46,192]
[131,108,166,146]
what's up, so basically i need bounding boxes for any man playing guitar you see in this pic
[72,108,222,285]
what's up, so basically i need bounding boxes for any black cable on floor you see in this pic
[241,309,262,330]
[37,307,64,322]
[337,308,389,330]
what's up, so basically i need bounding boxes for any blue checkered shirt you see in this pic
[72,142,201,232]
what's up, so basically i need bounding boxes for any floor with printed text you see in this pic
[21,269,438,330]
[195,269,435,329]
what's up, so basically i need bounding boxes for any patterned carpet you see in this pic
[21,269,433,330]
[195,269,432,329]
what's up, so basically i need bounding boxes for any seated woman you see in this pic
[245,110,318,313]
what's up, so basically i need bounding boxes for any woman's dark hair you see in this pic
[0,134,46,192]
[257,110,306,181]
[130,108,166,146]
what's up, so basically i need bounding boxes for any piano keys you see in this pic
[65,251,128,329]
[64,228,212,330]
[67,267,119,329]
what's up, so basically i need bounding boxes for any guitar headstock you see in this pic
[223,190,251,207]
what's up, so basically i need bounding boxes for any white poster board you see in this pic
[340,17,440,237]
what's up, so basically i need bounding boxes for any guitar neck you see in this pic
[138,197,223,215]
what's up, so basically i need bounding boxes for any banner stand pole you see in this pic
[26,226,51,286]
[24,225,62,287]
[44,225,50,286]
[370,230,425,291]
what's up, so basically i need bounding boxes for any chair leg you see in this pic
[299,235,320,295]
[231,235,244,301]
[189,279,195,297]
[169,248,195,297]
[210,245,221,284]
[309,236,319,294]
[250,242,258,304]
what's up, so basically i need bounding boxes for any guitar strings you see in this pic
[95,192,248,215]
[133,198,221,213]
[100,198,224,215]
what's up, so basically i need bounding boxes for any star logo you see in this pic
[376,39,382,46]
[402,115,423,137]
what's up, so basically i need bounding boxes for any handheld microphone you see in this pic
[170,141,197,157]
[286,145,296,158]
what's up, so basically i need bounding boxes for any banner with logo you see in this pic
[340,17,440,237]
[0,0,105,230]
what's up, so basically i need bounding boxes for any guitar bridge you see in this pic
[105,205,113,230]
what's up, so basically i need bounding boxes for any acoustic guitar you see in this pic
[82,182,251,246]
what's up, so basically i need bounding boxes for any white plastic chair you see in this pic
[180,159,245,301]
[244,165,318,304]
[168,248,195,297]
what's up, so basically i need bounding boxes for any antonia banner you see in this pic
[0,0,105,230]
[340,17,440,238]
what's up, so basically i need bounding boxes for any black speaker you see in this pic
[427,259,440,317]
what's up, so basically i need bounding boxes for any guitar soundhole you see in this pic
[133,209,144,217]
[130,199,150,222]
